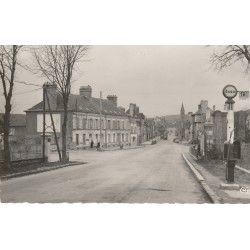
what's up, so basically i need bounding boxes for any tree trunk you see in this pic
[3,101,11,169]
[61,103,68,162]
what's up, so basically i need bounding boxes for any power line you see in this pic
[15,80,42,87]
[13,87,42,95]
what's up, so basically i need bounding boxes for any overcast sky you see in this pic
[1,45,250,118]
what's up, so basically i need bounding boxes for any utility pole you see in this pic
[100,91,102,149]
[42,84,45,162]
[45,88,62,162]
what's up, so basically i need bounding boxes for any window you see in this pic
[113,134,116,142]
[118,121,120,129]
[76,117,80,129]
[108,134,111,143]
[76,134,79,145]
[83,134,86,145]
[89,119,93,129]
[83,118,87,129]
[101,119,105,129]
[122,134,124,142]
[108,120,111,129]
[10,128,15,136]
[96,119,98,129]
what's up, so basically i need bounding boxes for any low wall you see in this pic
[240,143,250,170]
[11,157,48,167]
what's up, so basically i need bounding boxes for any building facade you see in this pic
[126,103,145,146]
[26,83,131,149]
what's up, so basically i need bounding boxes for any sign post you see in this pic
[220,85,247,189]
[222,85,237,144]
[222,85,237,183]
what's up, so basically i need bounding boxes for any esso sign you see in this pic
[223,85,238,99]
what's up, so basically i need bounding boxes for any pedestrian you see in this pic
[90,140,94,149]
[97,142,100,151]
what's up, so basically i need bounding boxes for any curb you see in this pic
[1,162,85,180]
[235,165,250,175]
[182,153,222,204]
[103,146,144,152]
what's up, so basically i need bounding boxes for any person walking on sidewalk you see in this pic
[97,142,100,151]
[90,140,94,149]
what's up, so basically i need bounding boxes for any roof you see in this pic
[26,93,129,117]
[0,113,26,127]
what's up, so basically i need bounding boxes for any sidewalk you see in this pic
[103,145,144,151]
[183,152,250,203]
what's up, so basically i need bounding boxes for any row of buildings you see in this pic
[1,83,158,151]
[178,100,250,169]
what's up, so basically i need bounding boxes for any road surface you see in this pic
[1,140,210,203]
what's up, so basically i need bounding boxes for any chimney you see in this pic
[107,95,117,106]
[136,106,140,115]
[80,85,92,98]
[129,103,135,117]
[200,100,208,113]
[213,105,215,112]
[198,104,201,111]
[44,82,57,110]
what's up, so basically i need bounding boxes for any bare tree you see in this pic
[0,45,23,169]
[33,45,90,162]
[211,45,250,72]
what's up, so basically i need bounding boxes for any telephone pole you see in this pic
[100,91,102,148]
[42,84,45,162]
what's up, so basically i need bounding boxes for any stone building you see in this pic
[190,100,214,144]
[211,109,250,168]
[25,83,131,149]
[126,103,145,146]
[234,109,250,170]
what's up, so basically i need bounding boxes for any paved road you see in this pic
[1,140,210,203]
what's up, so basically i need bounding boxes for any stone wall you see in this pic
[240,143,250,170]
[234,110,250,143]
[234,110,250,170]
[212,111,227,158]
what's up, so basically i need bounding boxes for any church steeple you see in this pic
[181,102,185,116]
